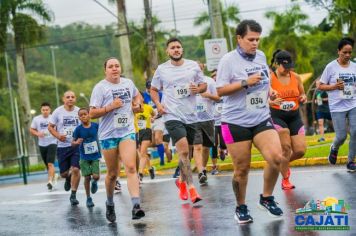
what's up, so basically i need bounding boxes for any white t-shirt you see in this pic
[30,115,57,147]
[216,49,271,127]
[196,76,217,122]
[151,59,206,124]
[320,60,356,112]
[90,78,138,140]
[49,106,80,148]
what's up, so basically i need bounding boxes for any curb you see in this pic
[152,156,348,176]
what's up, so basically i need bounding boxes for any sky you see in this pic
[43,0,328,36]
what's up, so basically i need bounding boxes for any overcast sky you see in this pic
[43,0,327,36]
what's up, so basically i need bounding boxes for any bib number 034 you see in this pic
[246,91,267,110]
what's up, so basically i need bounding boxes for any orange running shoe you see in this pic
[189,187,202,203]
[281,178,295,190]
[175,179,188,200]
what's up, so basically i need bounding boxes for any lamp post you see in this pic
[50,46,59,107]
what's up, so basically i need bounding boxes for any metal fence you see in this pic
[0,156,29,184]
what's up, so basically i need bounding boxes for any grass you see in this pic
[0,133,350,176]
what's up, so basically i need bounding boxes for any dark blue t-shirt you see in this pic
[143,90,162,108]
[73,122,101,160]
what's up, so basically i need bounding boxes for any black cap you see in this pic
[145,80,151,88]
[275,50,294,69]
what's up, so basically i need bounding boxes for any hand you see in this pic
[157,104,167,115]
[269,89,278,101]
[74,138,84,145]
[299,94,307,104]
[247,72,262,86]
[334,81,344,90]
[111,98,123,109]
[189,83,199,94]
[37,132,45,138]
[270,97,284,106]
[58,134,67,142]
[200,92,210,98]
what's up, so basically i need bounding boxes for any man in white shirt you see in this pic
[151,37,207,204]
[48,91,81,205]
[30,102,57,190]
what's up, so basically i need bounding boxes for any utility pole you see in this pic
[116,0,133,79]
[208,0,224,38]
[50,46,59,107]
[171,0,177,36]
[143,0,158,79]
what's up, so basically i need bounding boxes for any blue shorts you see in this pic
[316,111,332,121]
[99,133,136,150]
[57,146,80,174]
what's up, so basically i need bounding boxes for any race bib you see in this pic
[114,113,130,128]
[137,119,146,129]
[83,141,99,154]
[280,101,296,111]
[43,130,51,138]
[174,84,190,99]
[246,91,267,110]
[215,103,223,114]
[63,127,74,138]
[340,84,355,99]
[196,102,207,113]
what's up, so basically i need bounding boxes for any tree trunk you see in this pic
[16,46,36,159]
[143,0,158,80]
[116,0,134,80]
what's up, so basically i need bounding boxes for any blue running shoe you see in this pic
[234,205,253,224]
[91,180,98,194]
[258,194,283,217]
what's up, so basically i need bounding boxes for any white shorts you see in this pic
[152,117,165,131]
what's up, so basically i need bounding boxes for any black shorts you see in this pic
[163,134,170,143]
[316,111,332,121]
[138,128,152,144]
[221,118,275,143]
[214,125,226,149]
[193,120,215,147]
[57,146,80,174]
[271,108,305,136]
[39,144,57,166]
[165,120,196,145]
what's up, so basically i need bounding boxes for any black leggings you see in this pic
[212,125,227,159]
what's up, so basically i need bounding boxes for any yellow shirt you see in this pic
[134,104,154,132]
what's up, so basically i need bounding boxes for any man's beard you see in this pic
[169,54,183,62]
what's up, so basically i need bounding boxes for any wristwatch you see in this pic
[241,80,248,89]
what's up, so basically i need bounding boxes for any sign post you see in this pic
[204,38,228,71]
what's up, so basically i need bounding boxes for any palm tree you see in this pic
[261,4,313,73]
[1,0,52,156]
[193,3,240,49]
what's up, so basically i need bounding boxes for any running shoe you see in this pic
[211,166,219,175]
[149,167,155,179]
[175,179,188,200]
[198,171,207,185]
[234,205,253,224]
[64,175,71,191]
[106,203,116,222]
[219,149,226,161]
[189,187,202,204]
[328,145,338,165]
[91,180,98,194]
[114,180,122,193]
[173,167,180,178]
[346,162,356,172]
[281,178,295,190]
[258,194,283,217]
[70,194,79,206]
[318,137,325,142]
[132,204,145,220]
[47,181,53,191]
[86,197,94,208]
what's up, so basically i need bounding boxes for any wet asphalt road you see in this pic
[0,166,356,236]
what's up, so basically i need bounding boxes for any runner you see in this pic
[72,107,101,207]
[315,78,332,142]
[89,57,145,222]
[135,98,156,181]
[318,37,356,172]
[30,102,58,190]
[151,37,206,203]
[193,62,221,183]
[48,91,81,205]
[269,50,307,190]
[216,20,283,223]
[144,80,166,166]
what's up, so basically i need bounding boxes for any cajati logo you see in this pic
[294,197,350,231]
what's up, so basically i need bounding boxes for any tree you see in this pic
[193,3,240,49]
[302,0,356,39]
[261,5,313,74]
[1,0,52,157]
